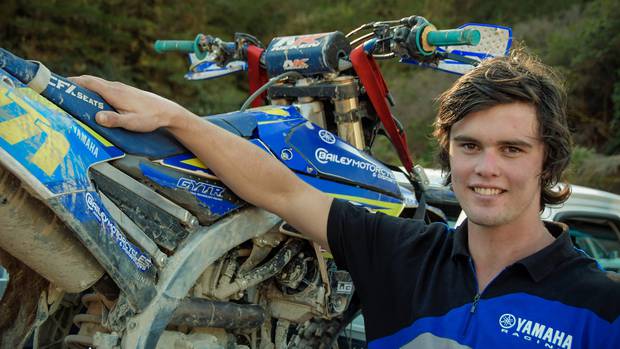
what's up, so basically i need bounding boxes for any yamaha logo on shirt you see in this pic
[498,313,573,349]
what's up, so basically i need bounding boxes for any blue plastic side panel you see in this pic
[286,122,400,197]
[255,106,400,197]
[60,190,155,273]
[0,69,124,195]
[158,138,273,177]
[252,105,401,200]
[297,173,404,216]
[139,162,243,216]
[254,107,316,175]
[0,69,156,293]
[160,105,401,199]
[160,153,216,177]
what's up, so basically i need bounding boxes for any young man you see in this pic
[72,52,620,348]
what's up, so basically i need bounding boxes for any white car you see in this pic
[541,185,620,271]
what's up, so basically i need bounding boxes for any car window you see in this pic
[563,217,620,261]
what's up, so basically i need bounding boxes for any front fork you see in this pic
[332,77,366,151]
[0,265,8,301]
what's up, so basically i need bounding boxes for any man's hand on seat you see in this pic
[70,75,192,132]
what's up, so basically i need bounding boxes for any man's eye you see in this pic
[461,143,477,151]
[504,146,522,154]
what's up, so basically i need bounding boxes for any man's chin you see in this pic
[466,212,507,228]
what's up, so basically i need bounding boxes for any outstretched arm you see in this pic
[71,76,333,249]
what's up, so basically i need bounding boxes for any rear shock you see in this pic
[64,293,111,348]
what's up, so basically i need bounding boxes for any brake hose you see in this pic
[239,71,303,111]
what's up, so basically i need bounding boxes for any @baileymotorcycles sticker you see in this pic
[85,192,152,271]
[314,147,394,182]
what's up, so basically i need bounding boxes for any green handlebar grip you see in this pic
[154,40,195,53]
[427,29,481,47]
[153,34,208,60]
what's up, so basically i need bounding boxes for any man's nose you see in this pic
[474,150,500,177]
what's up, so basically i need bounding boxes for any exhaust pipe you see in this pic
[170,298,265,330]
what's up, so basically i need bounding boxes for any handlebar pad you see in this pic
[426,29,480,46]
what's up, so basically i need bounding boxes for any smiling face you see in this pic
[449,102,545,229]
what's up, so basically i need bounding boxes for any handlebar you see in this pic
[385,16,481,60]
[154,40,194,53]
[154,34,208,60]
[426,29,480,47]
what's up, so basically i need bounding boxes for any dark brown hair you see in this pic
[434,50,572,209]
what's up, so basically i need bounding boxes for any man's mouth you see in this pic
[471,187,504,196]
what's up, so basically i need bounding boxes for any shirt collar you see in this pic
[517,221,575,282]
[451,220,575,282]
[451,222,470,259]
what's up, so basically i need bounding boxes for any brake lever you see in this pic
[436,51,480,66]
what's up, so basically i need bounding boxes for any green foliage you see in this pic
[567,146,620,192]
[528,0,620,153]
[1,0,618,192]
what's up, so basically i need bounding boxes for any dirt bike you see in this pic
[0,15,511,349]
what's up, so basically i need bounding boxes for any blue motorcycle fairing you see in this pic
[61,190,155,273]
[297,173,404,216]
[254,108,317,174]
[139,162,244,217]
[286,121,401,198]
[157,138,273,178]
[158,104,402,200]
[204,111,258,138]
[251,106,401,198]
[0,69,123,195]
[0,69,156,280]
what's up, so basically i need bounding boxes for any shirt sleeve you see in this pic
[327,199,427,297]
[327,199,453,341]
[327,199,426,268]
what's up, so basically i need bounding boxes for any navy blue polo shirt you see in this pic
[327,199,620,348]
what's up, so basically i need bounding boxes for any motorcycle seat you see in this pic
[202,111,257,138]
[93,111,257,159]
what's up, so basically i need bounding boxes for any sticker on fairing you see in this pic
[84,192,153,271]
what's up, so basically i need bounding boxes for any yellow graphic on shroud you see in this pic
[73,119,113,147]
[252,106,290,116]
[0,87,69,175]
[181,157,208,169]
[328,193,404,217]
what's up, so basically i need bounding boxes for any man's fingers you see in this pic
[68,75,119,101]
[96,111,158,132]
[68,75,106,90]
[95,111,122,128]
